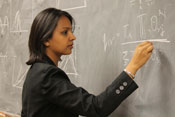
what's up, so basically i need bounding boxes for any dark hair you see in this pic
[26,8,75,65]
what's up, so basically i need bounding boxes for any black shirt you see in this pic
[21,56,138,117]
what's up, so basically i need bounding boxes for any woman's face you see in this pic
[45,16,76,58]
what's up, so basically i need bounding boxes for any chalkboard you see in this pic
[0,0,175,116]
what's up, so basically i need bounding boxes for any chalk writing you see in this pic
[0,52,7,58]
[12,63,28,89]
[0,52,26,89]
[137,14,146,39]
[159,9,166,18]
[121,38,170,66]
[59,55,78,76]
[58,0,87,11]
[145,0,155,6]
[149,9,166,37]
[0,16,9,35]
[129,0,136,6]
[151,49,161,64]
[121,39,170,45]
[151,15,158,31]
[10,11,28,33]
[103,33,120,52]
[122,51,130,66]
[139,0,143,9]
[129,0,155,9]
[122,49,161,67]
[123,24,133,40]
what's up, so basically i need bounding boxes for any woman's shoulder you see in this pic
[31,62,62,73]
[30,62,69,80]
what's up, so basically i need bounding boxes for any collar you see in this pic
[43,55,57,66]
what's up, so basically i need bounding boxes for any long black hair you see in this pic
[26,8,75,65]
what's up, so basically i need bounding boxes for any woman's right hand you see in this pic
[125,41,154,76]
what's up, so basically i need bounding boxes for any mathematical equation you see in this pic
[122,49,161,67]
[102,0,171,67]
[129,0,155,9]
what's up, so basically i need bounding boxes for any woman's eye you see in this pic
[62,30,68,35]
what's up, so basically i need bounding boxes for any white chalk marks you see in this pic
[103,33,114,52]
[12,63,28,89]
[0,53,27,89]
[129,0,155,9]
[103,33,120,52]
[10,11,28,33]
[59,55,78,76]
[120,1,170,67]
[121,39,170,45]
[56,0,87,11]
[0,16,9,35]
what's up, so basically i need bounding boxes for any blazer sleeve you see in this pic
[41,67,138,117]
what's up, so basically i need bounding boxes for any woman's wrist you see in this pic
[125,64,138,79]
[124,69,135,79]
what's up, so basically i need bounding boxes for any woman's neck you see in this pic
[45,52,61,66]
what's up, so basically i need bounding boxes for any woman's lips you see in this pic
[68,44,73,48]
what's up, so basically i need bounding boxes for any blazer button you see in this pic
[116,89,120,94]
[119,86,124,90]
[123,82,127,86]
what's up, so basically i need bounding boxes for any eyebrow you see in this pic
[62,27,72,30]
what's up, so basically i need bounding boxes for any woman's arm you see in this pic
[41,67,138,117]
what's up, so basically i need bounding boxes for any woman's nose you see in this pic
[70,32,76,41]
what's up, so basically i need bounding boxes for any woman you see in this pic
[21,8,153,117]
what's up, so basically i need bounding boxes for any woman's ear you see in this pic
[44,41,50,47]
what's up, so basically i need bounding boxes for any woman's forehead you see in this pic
[56,16,72,29]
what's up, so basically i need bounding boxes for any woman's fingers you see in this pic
[142,41,152,49]
[147,44,154,53]
[141,41,153,53]
[138,41,150,46]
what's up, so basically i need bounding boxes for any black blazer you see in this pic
[21,55,138,117]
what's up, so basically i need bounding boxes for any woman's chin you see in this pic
[65,51,72,55]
